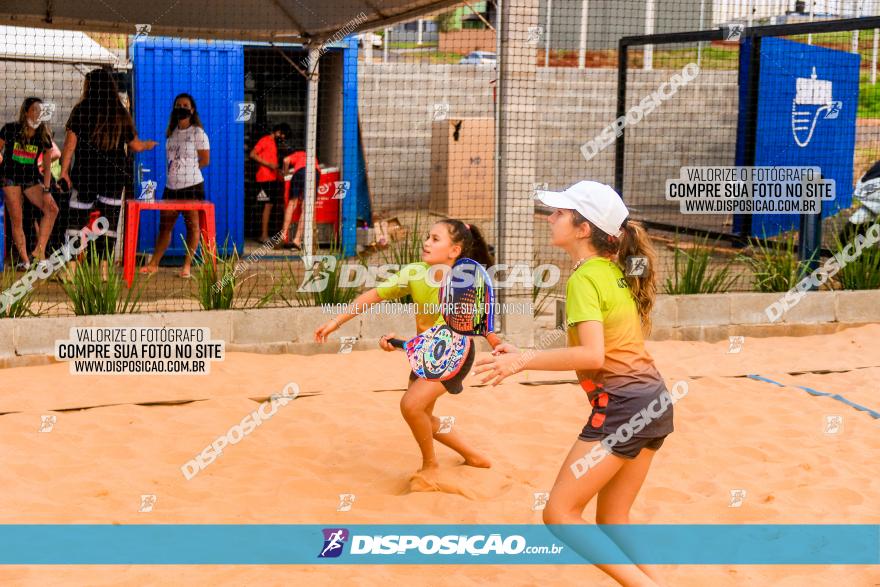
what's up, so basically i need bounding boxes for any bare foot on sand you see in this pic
[462,454,492,468]
[410,465,441,492]
[418,460,440,473]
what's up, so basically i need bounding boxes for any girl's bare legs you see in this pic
[400,376,492,472]
[280,199,304,246]
[542,440,659,587]
[22,185,59,261]
[279,199,295,243]
[400,378,446,471]
[181,210,200,277]
[291,202,305,246]
[142,210,179,272]
[424,397,491,468]
[3,186,30,265]
[597,448,667,586]
[260,203,272,242]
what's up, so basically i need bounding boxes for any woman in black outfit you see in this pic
[59,68,157,266]
[0,97,59,270]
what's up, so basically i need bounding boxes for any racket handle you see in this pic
[486,332,502,349]
[388,338,406,349]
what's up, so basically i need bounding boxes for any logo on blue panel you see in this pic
[318,528,349,558]
[791,67,843,148]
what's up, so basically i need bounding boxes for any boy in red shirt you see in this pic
[249,123,291,244]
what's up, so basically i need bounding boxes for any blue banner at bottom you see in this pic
[0,525,877,565]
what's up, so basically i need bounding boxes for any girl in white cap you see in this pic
[475,180,674,586]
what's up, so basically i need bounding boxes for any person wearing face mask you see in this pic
[249,123,291,245]
[140,93,210,278]
[0,96,59,271]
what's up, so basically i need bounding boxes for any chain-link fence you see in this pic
[1,1,878,320]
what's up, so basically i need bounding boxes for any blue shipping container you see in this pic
[131,38,245,256]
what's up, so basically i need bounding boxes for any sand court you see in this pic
[0,325,878,585]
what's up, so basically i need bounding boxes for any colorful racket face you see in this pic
[439,258,499,346]
[402,324,471,381]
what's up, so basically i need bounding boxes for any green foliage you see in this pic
[275,233,361,307]
[189,236,274,311]
[859,74,880,119]
[663,232,739,295]
[833,229,880,290]
[740,231,811,293]
[61,244,144,315]
[436,10,461,33]
[0,266,41,318]
[532,254,561,316]
[376,213,427,268]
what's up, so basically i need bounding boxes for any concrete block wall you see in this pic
[358,64,739,216]
[646,291,867,342]
[358,63,496,214]
[2,290,878,367]
[0,307,417,368]
[539,290,880,345]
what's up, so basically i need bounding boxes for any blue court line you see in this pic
[747,374,880,419]
[747,374,785,387]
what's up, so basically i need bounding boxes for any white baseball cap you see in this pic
[535,181,629,237]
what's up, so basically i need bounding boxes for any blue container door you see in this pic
[131,38,244,257]
[737,37,859,239]
[341,36,361,257]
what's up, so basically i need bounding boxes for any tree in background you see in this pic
[436,10,462,32]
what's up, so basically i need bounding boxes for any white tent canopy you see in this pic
[0,26,118,65]
[4,0,462,43]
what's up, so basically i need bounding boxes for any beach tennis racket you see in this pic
[439,257,501,348]
[387,324,472,381]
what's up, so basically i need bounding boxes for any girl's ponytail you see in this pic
[440,219,495,267]
[579,212,657,336]
[465,224,494,267]
[616,218,657,335]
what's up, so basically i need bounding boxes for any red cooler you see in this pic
[289,166,341,237]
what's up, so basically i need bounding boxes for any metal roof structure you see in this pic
[4,0,463,43]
